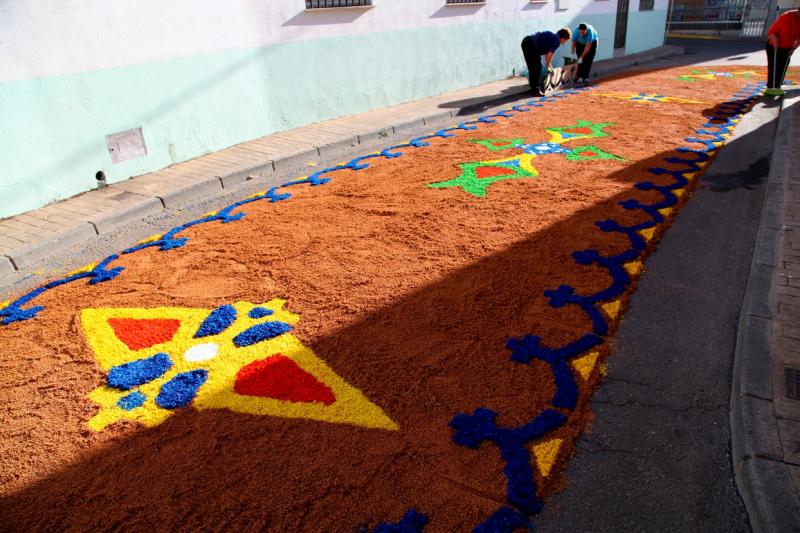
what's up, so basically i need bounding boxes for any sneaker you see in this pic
[581,78,591,85]
[764,88,785,96]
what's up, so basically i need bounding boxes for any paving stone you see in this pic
[0,219,52,238]
[12,214,65,233]
[219,149,270,167]
[776,336,800,355]
[778,301,800,320]
[784,325,800,340]
[0,234,25,252]
[777,419,800,464]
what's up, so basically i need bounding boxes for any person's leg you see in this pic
[766,43,776,89]
[521,36,543,93]
[576,42,587,80]
[775,47,791,87]
[582,41,597,81]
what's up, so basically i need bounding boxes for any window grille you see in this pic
[639,0,654,10]
[306,0,372,8]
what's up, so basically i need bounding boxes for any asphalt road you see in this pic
[534,43,784,532]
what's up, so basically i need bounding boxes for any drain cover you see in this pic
[787,367,800,400]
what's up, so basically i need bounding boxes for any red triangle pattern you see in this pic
[476,166,515,179]
[234,355,336,405]
[108,318,181,351]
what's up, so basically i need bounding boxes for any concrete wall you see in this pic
[0,0,667,218]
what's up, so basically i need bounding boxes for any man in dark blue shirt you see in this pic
[521,28,572,95]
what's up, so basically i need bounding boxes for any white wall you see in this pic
[1,0,621,82]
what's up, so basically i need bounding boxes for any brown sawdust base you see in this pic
[0,65,793,531]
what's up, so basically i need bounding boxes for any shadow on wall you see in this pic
[430,4,486,18]
[282,7,371,26]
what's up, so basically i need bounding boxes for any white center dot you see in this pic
[184,342,219,362]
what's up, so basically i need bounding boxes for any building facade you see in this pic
[0,0,668,219]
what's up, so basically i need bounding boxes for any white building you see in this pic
[0,0,668,218]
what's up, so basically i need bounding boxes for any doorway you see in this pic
[615,0,630,53]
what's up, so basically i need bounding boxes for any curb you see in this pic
[0,44,684,288]
[730,91,800,532]
[5,223,98,271]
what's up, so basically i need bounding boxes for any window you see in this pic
[306,0,372,8]
[639,0,654,10]
[445,0,486,4]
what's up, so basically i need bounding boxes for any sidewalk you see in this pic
[732,87,800,532]
[0,45,682,295]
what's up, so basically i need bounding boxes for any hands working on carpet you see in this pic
[521,23,598,94]
[520,27,572,95]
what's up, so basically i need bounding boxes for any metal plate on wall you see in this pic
[106,127,147,164]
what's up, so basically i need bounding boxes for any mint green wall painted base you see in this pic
[625,10,668,55]
[0,12,656,218]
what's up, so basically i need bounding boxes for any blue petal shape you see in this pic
[233,321,293,347]
[194,304,237,338]
[248,307,274,319]
[116,391,147,411]
[155,369,208,409]
[107,353,173,390]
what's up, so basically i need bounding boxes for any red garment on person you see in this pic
[768,10,800,49]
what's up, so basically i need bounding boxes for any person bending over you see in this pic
[521,28,572,96]
[572,22,598,85]
[765,8,800,96]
